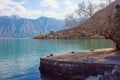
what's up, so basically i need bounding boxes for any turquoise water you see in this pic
[0,39,114,80]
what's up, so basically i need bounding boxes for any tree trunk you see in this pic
[110,38,120,50]
[115,41,120,50]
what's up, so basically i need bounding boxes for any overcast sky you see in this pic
[0,0,114,19]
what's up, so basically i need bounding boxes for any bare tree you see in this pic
[87,4,120,50]
[106,0,113,5]
[65,1,95,29]
[76,1,95,17]
[110,5,120,50]
[65,14,77,28]
[78,1,120,50]
[78,2,120,50]
[65,0,120,50]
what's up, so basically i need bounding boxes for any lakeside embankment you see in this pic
[40,48,120,80]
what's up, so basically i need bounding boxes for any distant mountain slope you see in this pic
[53,0,120,38]
[0,16,65,38]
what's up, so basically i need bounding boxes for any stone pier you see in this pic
[40,48,120,79]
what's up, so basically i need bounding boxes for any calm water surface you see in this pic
[0,39,114,80]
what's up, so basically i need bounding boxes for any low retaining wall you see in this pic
[40,58,115,79]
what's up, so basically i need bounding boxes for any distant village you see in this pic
[33,30,104,39]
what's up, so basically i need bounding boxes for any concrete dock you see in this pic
[40,48,120,79]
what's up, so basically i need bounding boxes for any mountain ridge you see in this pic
[0,15,65,38]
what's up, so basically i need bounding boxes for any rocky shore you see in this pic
[100,64,120,80]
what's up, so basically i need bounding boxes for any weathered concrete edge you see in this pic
[40,58,116,79]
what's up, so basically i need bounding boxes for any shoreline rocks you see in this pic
[100,65,120,80]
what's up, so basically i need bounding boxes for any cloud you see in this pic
[42,11,59,18]
[18,1,26,5]
[17,10,41,19]
[0,0,41,19]
[0,0,115,19]
[64,0,72,6]
[41,0,78,19]
[40,0,59,9]
[61,0,78,19]
[0,0,79,19]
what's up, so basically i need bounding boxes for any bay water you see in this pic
[0,39,114,80]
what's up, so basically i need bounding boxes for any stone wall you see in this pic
[100,65,120,80]
[40,58,115,79]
